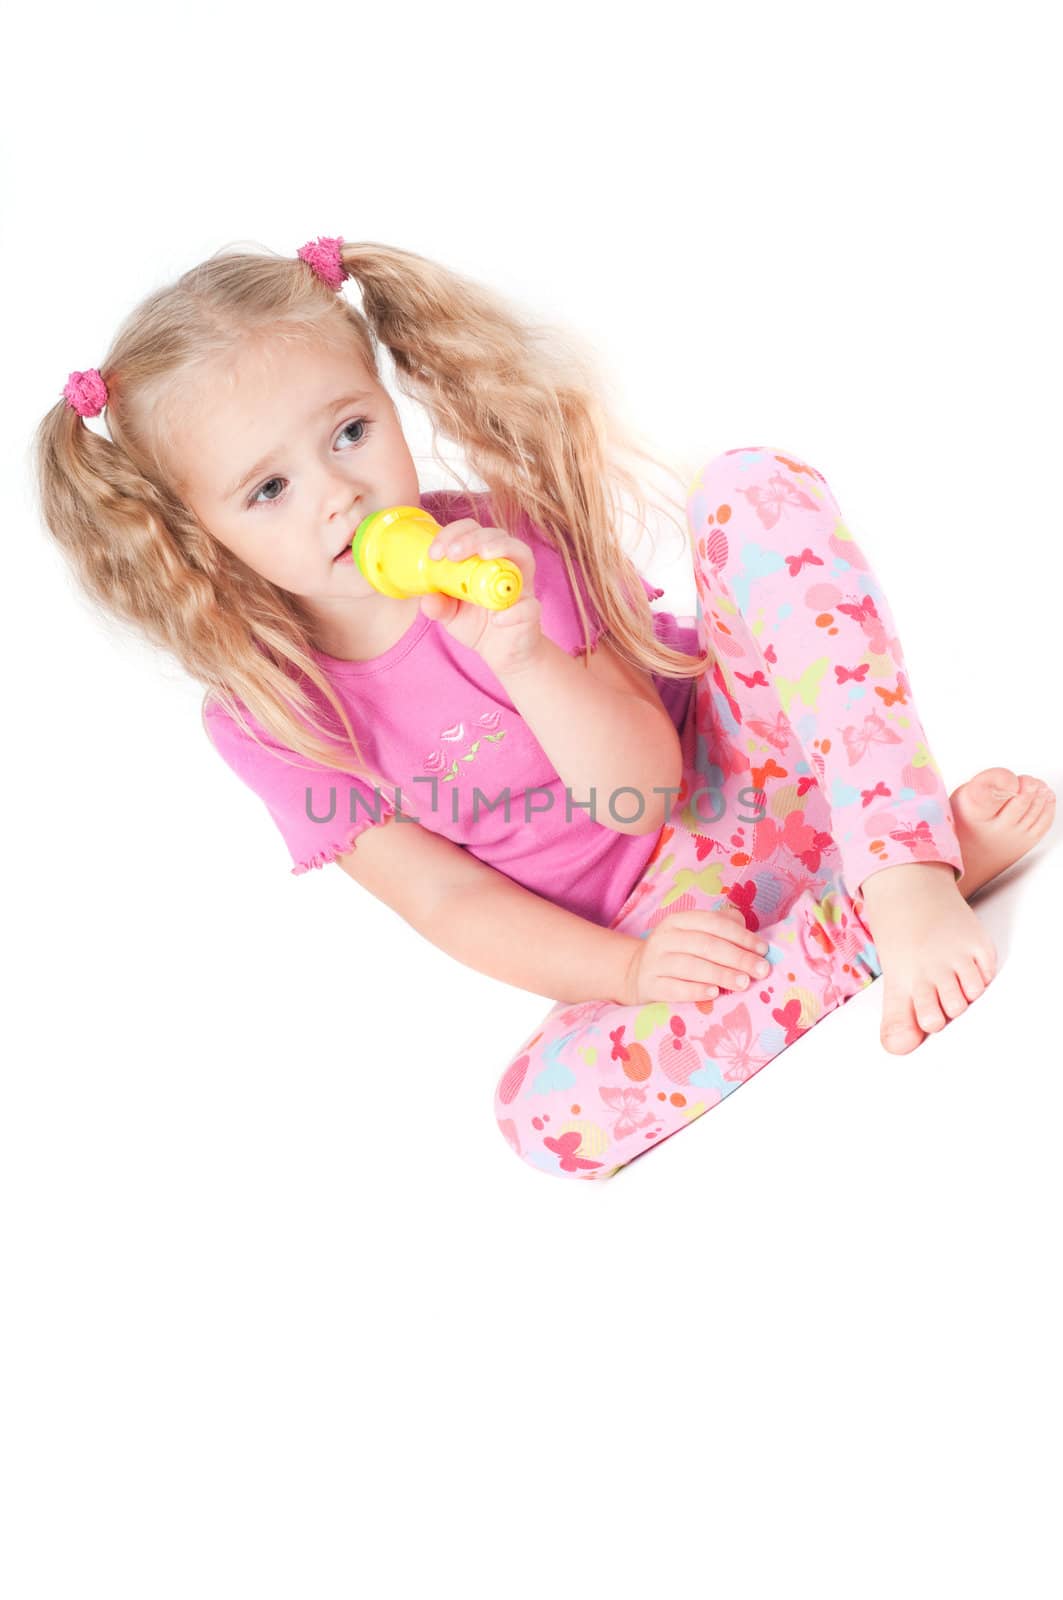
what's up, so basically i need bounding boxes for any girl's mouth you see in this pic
[333,547,354,564]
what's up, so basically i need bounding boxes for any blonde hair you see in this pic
[33,238,710,787]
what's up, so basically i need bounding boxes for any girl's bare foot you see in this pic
[856,767,1055,1055]
[950,767,1056,898]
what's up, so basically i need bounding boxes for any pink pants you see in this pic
[493,445,965,1180]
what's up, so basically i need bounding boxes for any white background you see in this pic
[3,2,1061,1595]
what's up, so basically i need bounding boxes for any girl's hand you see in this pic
[418,519,544,676]
[620,907,772,1006]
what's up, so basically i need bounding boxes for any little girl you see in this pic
[35,233,1055,1182]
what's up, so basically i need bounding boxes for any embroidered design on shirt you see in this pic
[424,709,508,783]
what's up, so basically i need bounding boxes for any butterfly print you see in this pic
[691,1001,770,1084]
[842,709,904,765]
[747,711,794,752]
[837,595,880,626]
[785,546,824,577]
[738,470,822,531]
[889,818,937,855]
[861,780,891,806]
[874,672,910,707]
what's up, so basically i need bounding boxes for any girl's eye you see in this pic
[246,416,373,509]
[338,417,370,449]
[251,477,285,507]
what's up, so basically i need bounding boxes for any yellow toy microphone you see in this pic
[350,506,523,611]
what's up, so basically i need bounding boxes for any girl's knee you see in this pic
[492,1018,645,1181]
[687,443,822,508]
[494,1111,616,1181]
[686,446,841,561]
[687,446,773,531]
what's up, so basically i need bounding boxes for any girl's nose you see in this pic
[324,469,359,512]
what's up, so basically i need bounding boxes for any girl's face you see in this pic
[168,334,423,626]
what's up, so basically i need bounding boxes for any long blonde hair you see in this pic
[33,239,710,785]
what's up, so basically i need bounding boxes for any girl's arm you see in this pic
[422,867,640,1004]
[496,635,684,837]
[337,813,639,1004]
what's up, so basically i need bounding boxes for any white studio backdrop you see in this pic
[3,2,1061,1597]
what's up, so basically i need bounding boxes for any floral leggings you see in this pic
[493,445,966,1181]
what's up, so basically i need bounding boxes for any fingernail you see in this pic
[756,962,770,976]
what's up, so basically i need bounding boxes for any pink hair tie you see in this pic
[297,235,349,292]
[63,368,108,418]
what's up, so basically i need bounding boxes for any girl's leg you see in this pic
[686,443,964,918]
[493,444,962,1181]
[494,882,880,1180]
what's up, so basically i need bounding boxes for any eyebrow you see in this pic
[224,391,374,501]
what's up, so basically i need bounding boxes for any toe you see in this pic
[1023,789,1056,834]
[956,767,1020,819]
[1016,775,1048,808]
[913,980,948,1035]
[981,766,1020,797]
[957,957,987,1003]
[971,941,998,985]
[998,790,1037,826]
[880,984,926,1054]
[935,971,970,1021]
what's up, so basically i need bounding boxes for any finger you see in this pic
[667,911,769,956]
[442,534,494,566]
[458,536,534,593]
[709,960,767,990]
[650,975,721,1003]
[675,935,772,983]
[712,969,762,992]
[438,519,484,535]
[427,519,483,559]
[668,982,721,1002]
[716,932,772,966]
[667,954,764,993]
[713,912,768,954]
[656,952,753,995]
[721,907,751,929]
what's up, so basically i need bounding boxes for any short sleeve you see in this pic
[515,511,665,658]
[204,703,394,876]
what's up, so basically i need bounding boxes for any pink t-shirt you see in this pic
[204,490,699,929]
